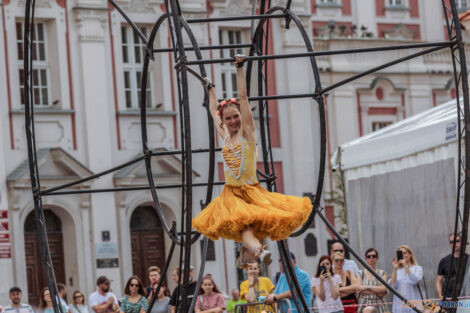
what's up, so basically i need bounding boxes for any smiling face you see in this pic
[246,262,260,278]
[221,106,241,133]
[9,291,22,306]
[43,290,51,304]
[201,278,215,295]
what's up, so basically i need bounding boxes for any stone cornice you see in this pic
[73,6,108,42]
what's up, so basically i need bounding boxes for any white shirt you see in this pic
[89,291,119,313]
[390,265,423,313]
[312,274,343,313]
[332,258,359,275]
[60,298,70,311]
[3,304,34,313]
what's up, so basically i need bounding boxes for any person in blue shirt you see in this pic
[264,252,312,313]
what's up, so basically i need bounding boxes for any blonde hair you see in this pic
[397,245,418,267]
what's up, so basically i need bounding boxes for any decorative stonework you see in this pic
[17,0,53,8]
[383,23,415,40]
[74,8,108,42]
[223,0,251,16]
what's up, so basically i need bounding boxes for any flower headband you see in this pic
[217,98,238,116]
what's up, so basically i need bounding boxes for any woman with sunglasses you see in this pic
[357,248,387,313]
[332,253,359,313]
[120,276,148,313]
[312,255,343,313]
[192,56,312,267]
[390,245,423,313]
[70,291,90,313]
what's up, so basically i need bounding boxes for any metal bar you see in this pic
[43,179,271,196]
[320,44,452,95]
[108,0,148,45]
[42,155,146,195]
[186,13,287,23]
[153,43,253,53]
[150,148,222,156]
[184,41,455,66]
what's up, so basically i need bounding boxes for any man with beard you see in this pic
[436,233,469,298]
[89,276,120,313]
[3,287,34,313]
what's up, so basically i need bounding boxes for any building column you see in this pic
[74,4,122,295]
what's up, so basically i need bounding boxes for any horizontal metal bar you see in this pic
[320,43,452,95]
[245,93,316,101]
[186,13,287,23]
[42,155,146,195]
[184,41,455,66]
[151,148,222,156]
[153,43,254,53]
[42,179,271,196]
[42,148,224,195]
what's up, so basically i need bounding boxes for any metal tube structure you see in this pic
[21,1,470,313]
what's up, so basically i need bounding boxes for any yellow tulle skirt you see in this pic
[192,183,312,242]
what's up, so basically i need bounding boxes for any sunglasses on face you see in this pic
[74,295,83,299]
[366,254,378,259]
[130,284,140,287]
[333,249,344,253]
[450,239,461,244]
[334,259,344,263]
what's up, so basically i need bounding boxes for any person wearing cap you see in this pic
[3,287,34,313]
[264,252,312,313]
[169,266,197,313]
[88,276,120,313]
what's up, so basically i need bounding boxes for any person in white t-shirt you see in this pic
[330,242,359,275]
[89,276,120,313]
[312,255,343,313]
[3,287,34,313]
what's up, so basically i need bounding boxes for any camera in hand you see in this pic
[319,265,327,273]
[396,250,403,261]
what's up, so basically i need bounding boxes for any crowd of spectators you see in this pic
[2,233,468,313]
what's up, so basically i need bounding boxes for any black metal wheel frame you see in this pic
[22,0,469,312]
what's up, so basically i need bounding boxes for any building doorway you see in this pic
[24,209,66,307]
[130,206,166,287]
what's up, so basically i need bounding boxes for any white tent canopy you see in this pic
[332,98,459,171]
[332,99,469,299]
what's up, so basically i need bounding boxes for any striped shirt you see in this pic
[3,304,34,313]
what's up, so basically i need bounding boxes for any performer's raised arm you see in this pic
[233,55,256,142]
[203,77,227,138]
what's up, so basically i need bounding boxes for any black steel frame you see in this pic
[22,0,469,313]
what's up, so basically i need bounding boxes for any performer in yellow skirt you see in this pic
[192,55,312,266]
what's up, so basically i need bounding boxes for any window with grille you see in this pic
[389,0,403,6]
[457,0,467,9]
[372,121,393,131]
[16,22,50,106]
[121,25,153,109]
[219,29,247,99]
[319,0,338,3]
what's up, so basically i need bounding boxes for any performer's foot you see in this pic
[259,249,272,266]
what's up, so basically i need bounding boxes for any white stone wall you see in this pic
[0,0,467,306]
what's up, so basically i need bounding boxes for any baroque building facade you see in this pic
[0,0,468,306]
